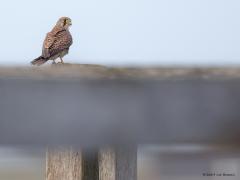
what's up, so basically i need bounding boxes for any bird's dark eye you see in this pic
[63,19,67,26]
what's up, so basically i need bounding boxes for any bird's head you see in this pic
[57,17,72,29]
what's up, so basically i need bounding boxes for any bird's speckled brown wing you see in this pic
[42,32,55,58]
[42,26,72,59]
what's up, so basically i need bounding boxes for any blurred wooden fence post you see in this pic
[46,148,82,180]
[99,147,137,180]
[46,147,137,180]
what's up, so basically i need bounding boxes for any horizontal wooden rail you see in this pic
[0,65,240,146]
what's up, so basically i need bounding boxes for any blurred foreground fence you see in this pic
[1,65,240,179]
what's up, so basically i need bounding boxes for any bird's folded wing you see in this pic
[42,32,56,58]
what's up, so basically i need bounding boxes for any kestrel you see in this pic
[31,17,73,66]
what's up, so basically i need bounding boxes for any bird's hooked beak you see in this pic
[68,20,72,26]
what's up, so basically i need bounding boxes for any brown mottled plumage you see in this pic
[31,17,73,66]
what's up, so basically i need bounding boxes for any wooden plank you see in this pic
[1,78,240,145]
[0,66,240,145]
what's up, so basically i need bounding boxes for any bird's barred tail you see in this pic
[31,56,48,66]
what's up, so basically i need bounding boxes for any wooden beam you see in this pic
[1,66,240,145]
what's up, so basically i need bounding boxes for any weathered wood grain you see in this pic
[46,147,137,180]
[99,148,116,180]
[2,65,240,79]
[46,148,82,180]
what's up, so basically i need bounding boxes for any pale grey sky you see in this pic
[0,0,240,66]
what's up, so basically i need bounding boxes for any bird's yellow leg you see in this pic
[60,57,64,64]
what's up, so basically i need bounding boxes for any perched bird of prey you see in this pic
[31,17,73,66]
